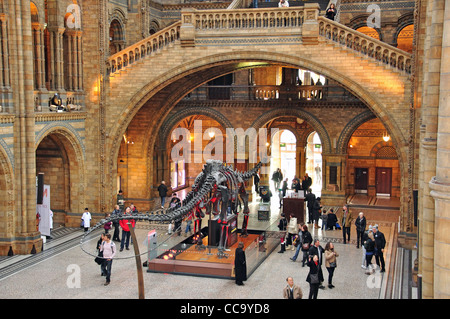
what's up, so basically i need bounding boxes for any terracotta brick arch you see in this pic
[250,107,332,154]
[336,110,377,154]
[108,50,409,163]
[158,106,234,148]
[370,140,396,158]
[106,49,411,212]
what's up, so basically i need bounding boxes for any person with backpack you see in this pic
[99,233,116,286]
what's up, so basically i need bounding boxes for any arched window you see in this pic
[356,26,380,40]
[396,24,414,53]
[109,19,125,55]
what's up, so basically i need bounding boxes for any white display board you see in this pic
[37,185,52,236]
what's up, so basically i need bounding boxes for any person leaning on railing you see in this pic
[279,0,289,8]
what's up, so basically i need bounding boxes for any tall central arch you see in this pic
[105,51,410,222]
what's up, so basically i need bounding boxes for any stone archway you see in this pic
[35,125,86,227]
[105,50,411,225]
[250,107,332,154]
[0,143,15,255]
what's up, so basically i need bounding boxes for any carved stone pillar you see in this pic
[48,26,66,91]
[0,14,10,88]
[429,0,450,299]
[32,23,46,91]
[418,0,444,299]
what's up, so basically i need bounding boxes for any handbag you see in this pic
[309,273,319,284]
[302,243,310,250]
[329,261,337,268]
[95,251,104,265]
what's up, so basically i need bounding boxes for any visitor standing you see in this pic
[158,181,168,209]
[254,170,260,194]
[81,208,91,232]
[312,197,322,229]
[361,225,373,268]
[324,242,339,288]
[104,213,112,234]
[373,225,386,272]
[301,225,313,267]
[271,168,283,192]
[301,174,312,196]
[306,255,322,299]
[355,212,367,248]
[308,239,325,289]
[305,189,316,224]
[340,205,354,244]
[234,242,247,286]
[117,190,125,211]
[119,207,135,252]
[277,213,288,253]
[100,233,116,286]
[325,3,337,20]
[111,205,121,242]
[364,232,376,274]
[290,223,304,262]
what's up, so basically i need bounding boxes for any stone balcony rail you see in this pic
[318,16,413,74]
[186,6,306,30]
[106,4,411,76]
[185,84,361,102]
[106,21,182,76]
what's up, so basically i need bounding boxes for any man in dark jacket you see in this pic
[305,189,316,224]
[254,171,260,194]
[373,225,386,272]
[157,181,168,209]
[355,212,367,248]
[111,205,121,242]
[311,197,322,229]
[301,173,312,196]
[271,168,283,191]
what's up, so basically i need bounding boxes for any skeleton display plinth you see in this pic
[146,227,278,279]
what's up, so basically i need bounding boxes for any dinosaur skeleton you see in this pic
[81,160,261,257]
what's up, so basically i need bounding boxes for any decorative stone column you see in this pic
[0,14,10,89]
[48,26,66,91]
[429,0,450,299]
[418,0,444,299]
[32,23,46,91]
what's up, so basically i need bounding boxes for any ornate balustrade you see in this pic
[186,6,306,30]
[106,5,411,77]
[185,84,360,102]
[318,16,412,74]
[106,22,182,76]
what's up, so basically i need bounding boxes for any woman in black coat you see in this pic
[234,242,247,285]
[306,255,323,299]
[301,225,313,267]
[325,3,337,20]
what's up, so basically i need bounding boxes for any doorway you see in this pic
[376,167,392,196]
[354,168,368,194]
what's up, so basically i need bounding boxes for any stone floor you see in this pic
[0,194,397,300]
[0,191,402,299]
